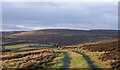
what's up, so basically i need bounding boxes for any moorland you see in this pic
[1,29,119,70]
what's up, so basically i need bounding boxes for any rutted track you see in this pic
[61,51,71,68]
[60,50,99,69]
[72,50,98,69]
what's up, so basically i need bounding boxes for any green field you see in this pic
[4,43,52,50]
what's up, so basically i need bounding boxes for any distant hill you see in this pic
[2,31,25,37]
[2,29,118,46]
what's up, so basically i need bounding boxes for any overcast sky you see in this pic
[2,2,118,31]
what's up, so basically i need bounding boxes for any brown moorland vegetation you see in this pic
[1,49,56,69]
[2,29,118,46]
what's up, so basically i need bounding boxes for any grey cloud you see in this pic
[2,2,118,31]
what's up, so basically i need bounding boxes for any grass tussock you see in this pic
[2,49,50,60]
[2,49,55,69]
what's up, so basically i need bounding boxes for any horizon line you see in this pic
[1,28,119,32]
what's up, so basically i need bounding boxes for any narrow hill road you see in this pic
[72,50,98,68]
[59,50,98,69]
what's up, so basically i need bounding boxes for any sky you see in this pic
[2,2,118,31]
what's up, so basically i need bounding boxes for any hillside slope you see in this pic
[2,29,118,46]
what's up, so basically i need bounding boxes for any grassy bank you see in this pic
[2,49,55,69]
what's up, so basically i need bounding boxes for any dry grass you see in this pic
[2,49,55,69]
[2,49,50,60]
